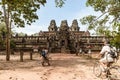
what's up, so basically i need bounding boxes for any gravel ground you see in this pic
[0,52,119,80]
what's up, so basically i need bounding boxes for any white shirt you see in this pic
[100,45,111,55]
[44,49,48,54]
[100,44,114,62]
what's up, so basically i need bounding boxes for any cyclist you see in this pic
[98,41,114,72]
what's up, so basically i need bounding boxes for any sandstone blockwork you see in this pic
[11,19,112,53]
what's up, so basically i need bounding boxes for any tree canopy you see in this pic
[0,0,47,27]
[55,0,66,7]
[80,0,120,35]
[0,0,66,61]
[80,0,120,47]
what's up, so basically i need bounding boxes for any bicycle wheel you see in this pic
[93,62,102,77]
[109,65,120,80]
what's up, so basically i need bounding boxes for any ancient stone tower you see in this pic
[70,19,80,31]
[48,20,58,31]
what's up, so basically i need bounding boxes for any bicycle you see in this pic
[93,61,120,80]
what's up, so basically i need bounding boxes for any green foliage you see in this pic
[111,32,120,48]
[86,0,107,12]
[0,26,6,49]
[80,15,96,25]
[0,40,5,48]
[0,22,16,48]
[16,32,27,36]
[86,0,120,14]
[80,15,96,30]
[0,22,7,37]
[80,0,120,47]
[0,0,65,60]
[0,0,47,27]
[10,39,16,49]
[80,0,120,35]
[0,0,65,27]
[55,0,66,7]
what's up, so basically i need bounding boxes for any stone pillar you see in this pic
[30,51,32,60]
[20,51,24,62]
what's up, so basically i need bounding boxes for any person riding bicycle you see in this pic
[98,41,115,72]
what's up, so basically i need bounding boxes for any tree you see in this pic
[55,0,66,7]
[111,33,120,48]
[80,0,120,47]
[80,0,120,34]
[0,0,66,61]
[0,22,7,38]
[0,22,16,52]
[0,0,47,61]
[0,22,6,49]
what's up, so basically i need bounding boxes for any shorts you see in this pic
[99,57,114,63]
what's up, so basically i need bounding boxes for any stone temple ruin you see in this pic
[8,19,112,53]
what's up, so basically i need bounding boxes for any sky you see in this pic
[13,0,101,35]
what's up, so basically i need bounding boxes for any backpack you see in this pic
[108,47,119,59]
[41,50,46,57]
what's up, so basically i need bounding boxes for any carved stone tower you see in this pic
[58,20,70,53]
[48,20,57,31]
[70,19,80,31]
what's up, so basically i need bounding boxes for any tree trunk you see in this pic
[20,51,24,62]
[6,33,10,61]
[30,51,33,60]
[2,2,11,61]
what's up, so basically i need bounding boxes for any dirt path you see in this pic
[0,53,119,80]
